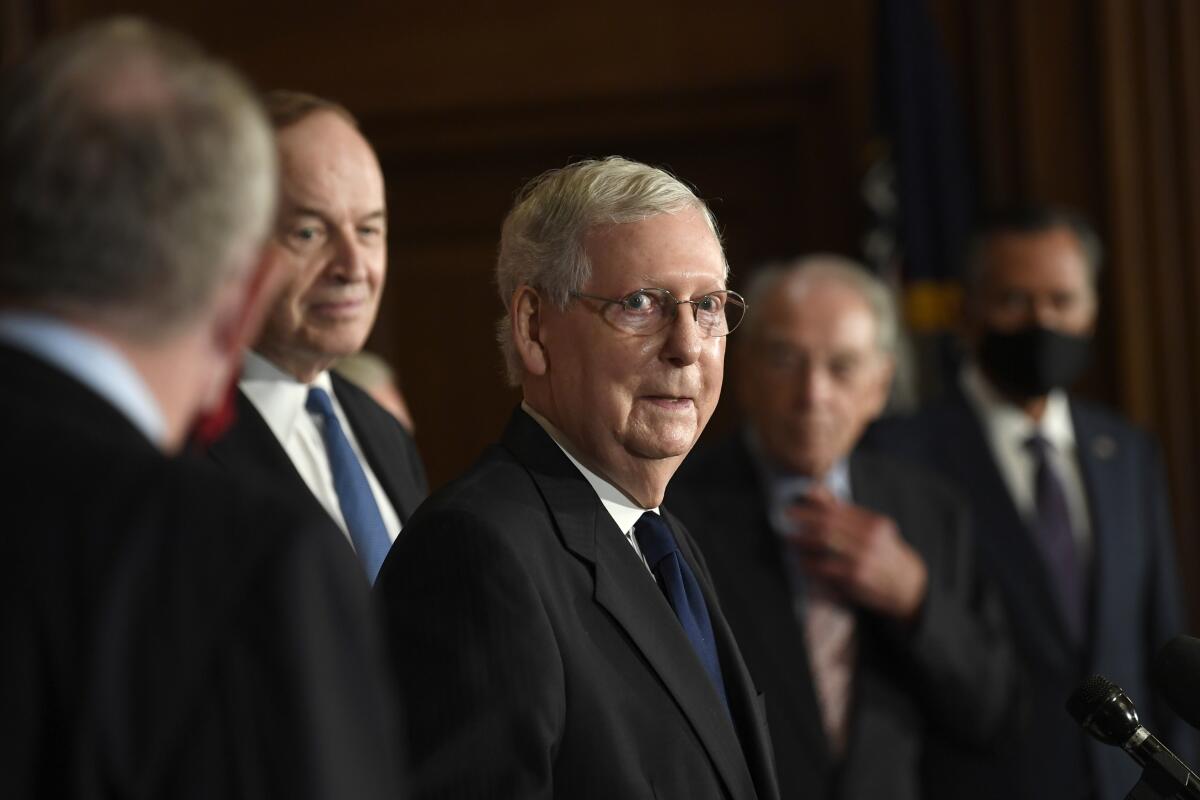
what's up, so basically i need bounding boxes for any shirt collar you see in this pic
[743,426,852,534]
[521,402,657,534]
[241,349,335,444]
[0,311,167,448]
[960,361,1076,451]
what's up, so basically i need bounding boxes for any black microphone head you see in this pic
[1066,674,1141,746]
[1155,635,1200,730]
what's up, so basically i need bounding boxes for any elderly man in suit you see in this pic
[668,256,1016,800]
[208,91,426,584]
[0,19,402,798]
[376,156,780,800]
[868,207,1192,800]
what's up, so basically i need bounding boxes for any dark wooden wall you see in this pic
[5,0,1199,619]
[2,0,874,486]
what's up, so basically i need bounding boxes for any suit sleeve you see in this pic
[375,507,565,800]
[884,487,1019,747]
[221,518,408,800]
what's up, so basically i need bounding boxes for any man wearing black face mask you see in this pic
[868,206,1191,800]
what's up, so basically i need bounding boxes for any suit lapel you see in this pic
[500,411,758,800]
[591,520,759,800]
[939,397,1079,668]
[332,374,421,522]
[208,390,313,493]
[849,454,928,763]
[847,452,891,756]
[714,442,831,764]
[1071,402,1124,657]
[670,509,782,800]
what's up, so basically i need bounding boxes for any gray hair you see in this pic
[494,156,725,385]
[0,17,277,338]
[260,89,357,131]
[741,254,899,356]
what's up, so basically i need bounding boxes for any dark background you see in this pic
[5,0,1199,624]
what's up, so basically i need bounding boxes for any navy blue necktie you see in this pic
[307,387,392,583]
[633,511,729,709]
[1025,435,1085,641]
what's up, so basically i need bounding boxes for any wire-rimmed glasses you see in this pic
[569,287,747,338]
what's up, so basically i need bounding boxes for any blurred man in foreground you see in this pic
[669,256,1015,800]
[376,157,779,800]
[0,19,403,799]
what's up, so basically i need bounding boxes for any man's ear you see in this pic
[214,248,288,358]
[196,249,286,418]
[511,285,549,376]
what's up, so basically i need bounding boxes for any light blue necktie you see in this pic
[306,387,392,583]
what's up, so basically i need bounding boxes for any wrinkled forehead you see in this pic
[582,209,728,290]
[275,111,384,209]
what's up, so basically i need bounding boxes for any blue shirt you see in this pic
[0,311,166,447]
[745,428,852,597]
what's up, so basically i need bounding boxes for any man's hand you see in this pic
[786,487,929,624]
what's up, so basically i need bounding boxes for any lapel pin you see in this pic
[1091,435,1117,460]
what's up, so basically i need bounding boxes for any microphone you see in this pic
[1156,636,1200,732]
[1067,674,1200,799]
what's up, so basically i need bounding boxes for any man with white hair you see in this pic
[0,20,402,798]
[376,157,780,800]
[207,90,427,586]
[668,256,1016,800]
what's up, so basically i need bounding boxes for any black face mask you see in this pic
[977,325,1092,399]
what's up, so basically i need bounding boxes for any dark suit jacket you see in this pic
[374,409,780,800]
[867,391,1191,800]
[208,371,428,541]
[666,435,1016,800]
[0,343,404,799]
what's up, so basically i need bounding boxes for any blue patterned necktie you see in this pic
[634,511,729,710]
[306,387,392,583]
[1025,434,1085,642]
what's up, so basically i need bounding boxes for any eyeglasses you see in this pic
[569,287,747,337]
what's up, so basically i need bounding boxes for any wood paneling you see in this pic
[5,0,872,487]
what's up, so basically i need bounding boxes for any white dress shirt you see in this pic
[522,403,656,573]
[0,311,166,448]
[748,430,857,754]
[240,350,403,549]
[960,362,1094,570]
[746,428,854,598]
